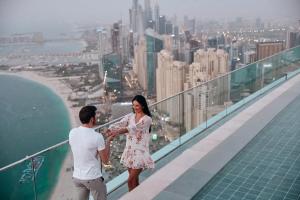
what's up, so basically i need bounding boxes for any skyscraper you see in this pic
[165,21,173,35]
[128,30,134,58]
[133,29,163,96]
[133,36,147,87]
[157,50,186,101]
[256,41,284,60]
[111,22,121,54]
[129,0,144,35]
[120,24,131,63]
[255,18,264,30]
[154,0,160,33]
[163,35,174,52]
[159,15,166,35]
[144,0,153,29]
[137,4,145,35]
[97,28,108,80]
[187,49,229,85]
[184,48,229,130]
[184,16,196,34]
[243,51,256,64]
[286,31,300,49]
[145,29,164,96]
[207,37,218,49]
[174,26,179,38]
[129,0,138,32]
[156,50,186,123]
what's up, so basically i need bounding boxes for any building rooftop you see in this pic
[116,70,300,199]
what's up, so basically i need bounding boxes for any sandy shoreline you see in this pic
[0,70,79,199]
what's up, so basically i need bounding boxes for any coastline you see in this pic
[0,70,79,199]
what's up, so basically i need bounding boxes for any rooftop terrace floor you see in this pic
[193,93,300,200]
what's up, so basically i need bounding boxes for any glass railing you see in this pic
[0,159,36,199]
[1,45,300,199]
[34,143,69,200]
[0,141,69,200]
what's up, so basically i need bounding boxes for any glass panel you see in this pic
[182,83,208,131]
[97,122,127,182]
[280,47,300,73]
[222,73,232,116]
[150,94,182,149]
[150,95,183,147]
[243,62,263,96]
[35,144,69,200]
[229,66,250,105]
[261,58,277,87]
[206,76,229,126]
[0,160,36,200]
[94,103,132,182]
[227,46,300,113]
[176,93,186,139]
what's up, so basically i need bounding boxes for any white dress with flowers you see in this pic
[111,113,154,169]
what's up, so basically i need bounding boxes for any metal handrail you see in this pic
[0,140,68,172]
[1,45,299,172]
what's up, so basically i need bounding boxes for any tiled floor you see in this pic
[193,95,300,200]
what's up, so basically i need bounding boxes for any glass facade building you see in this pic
[145,34,163,97]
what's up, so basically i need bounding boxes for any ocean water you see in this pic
[0,74,71,199]
[0,40,86,56]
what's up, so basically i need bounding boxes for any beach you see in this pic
[0,70,79,199]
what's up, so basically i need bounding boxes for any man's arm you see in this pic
[98,136,114,165]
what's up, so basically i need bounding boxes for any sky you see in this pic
[0,0,299,36]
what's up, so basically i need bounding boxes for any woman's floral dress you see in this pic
[110,113,154,169]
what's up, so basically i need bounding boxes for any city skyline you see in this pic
[0,0,300,36]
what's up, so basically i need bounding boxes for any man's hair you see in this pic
[79,105,97,124]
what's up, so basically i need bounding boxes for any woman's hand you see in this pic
[106,129,119,137]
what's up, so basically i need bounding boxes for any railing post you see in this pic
[30,157,38,200]
[179,94,182,145]
[205,91,208,128]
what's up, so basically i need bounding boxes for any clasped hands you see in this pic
[105,128,120,142]
[106,128,119,137]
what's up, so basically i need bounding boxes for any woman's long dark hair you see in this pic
[132,95,152,132]
[132,95,152,117]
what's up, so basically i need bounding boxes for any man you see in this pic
[69,105,113,200]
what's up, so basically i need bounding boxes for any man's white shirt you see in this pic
[69,126,105,180]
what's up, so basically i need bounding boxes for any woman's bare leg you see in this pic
[127,168,143,191]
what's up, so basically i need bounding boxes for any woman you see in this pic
[108,95,154,191]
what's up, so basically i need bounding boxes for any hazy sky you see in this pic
[0,0,299,36]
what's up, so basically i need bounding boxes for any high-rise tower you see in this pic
[154,0,160,32]
[144,0,153,29]
[129,0,144,35]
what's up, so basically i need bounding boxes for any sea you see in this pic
[0,40,86,56]
[0,74,71,200]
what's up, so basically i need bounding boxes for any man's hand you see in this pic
[106,135,115,142]
[100,134,115,165]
